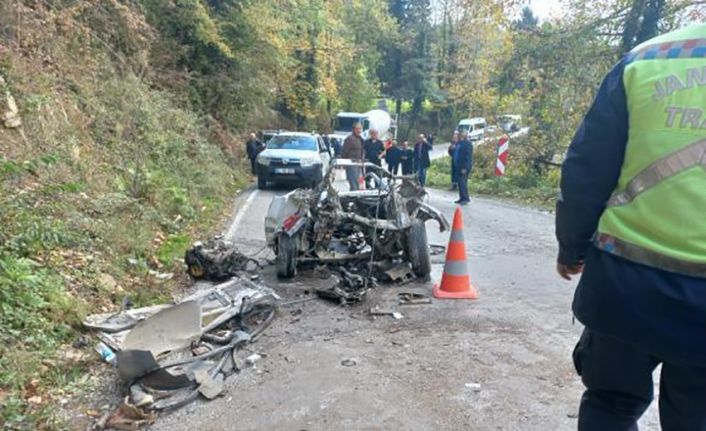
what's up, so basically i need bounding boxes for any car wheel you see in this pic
[276,233,298,278]
[407,220,431,277]
[257,177,267,190]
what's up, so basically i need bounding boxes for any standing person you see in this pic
[330,137,342,157]
[245,132,263,175]
[448,130,460,190]
[556,24,706,430]
[384,137,393,152]
[385,140,402,175]
[413,134,432,186]
[454,130,473,205]
[400,141,414,175]
[341,122,365,190]
[363,129,385,166]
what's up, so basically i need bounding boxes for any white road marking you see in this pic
[225,189,259,240]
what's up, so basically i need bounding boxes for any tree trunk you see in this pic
[636,0,665,45]
[621,0,647,54]
[404,96,423,140]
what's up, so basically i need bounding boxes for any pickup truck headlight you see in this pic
[257,156,271,166]
[300,157,319,168]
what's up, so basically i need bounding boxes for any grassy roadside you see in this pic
[0,6,252,428]
[426,142,560,210]
[0,143,250,429]
[0,146,250,429]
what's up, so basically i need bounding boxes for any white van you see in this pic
[457,117,487,141]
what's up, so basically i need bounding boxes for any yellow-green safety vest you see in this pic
[595,24,706,278]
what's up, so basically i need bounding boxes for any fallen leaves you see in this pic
[105,400,156,431]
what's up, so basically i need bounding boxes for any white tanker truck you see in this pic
[330,109,396,145]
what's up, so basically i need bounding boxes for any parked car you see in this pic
[457,117,487,141]
[499,115,522,133]
[264,160,449,279]
[256,132,332,189]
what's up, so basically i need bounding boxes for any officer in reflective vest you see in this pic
[556,23,706,430]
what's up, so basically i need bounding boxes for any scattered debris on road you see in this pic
[382,263,416,284]
[184,236,261,280]
[369,306,404,319]
[465,382,482,392]
[83,276,278,424]
[398,292,432,305]
[429,244,446,256]
[341,358,358,367]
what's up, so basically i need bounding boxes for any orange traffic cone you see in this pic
[433,208,478,300]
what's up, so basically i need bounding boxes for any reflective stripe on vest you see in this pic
[608,138,706,207]
[595,233,706,278]
[626,38,706,64]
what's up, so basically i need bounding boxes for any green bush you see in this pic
[0,257,80,353]
[0,256,85,428]
[426,143,559,209]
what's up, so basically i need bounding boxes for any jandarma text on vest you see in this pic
[653,66,705,100]
[664,106,706,129]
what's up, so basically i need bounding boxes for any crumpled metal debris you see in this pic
[121,301,201,356]
[85,276,277,416]
[369,306,404,319]
[83,305,171,334]
[185,236,260,280]
[383,263,416,284]
[315,267,373,304]
[398,292,432,305]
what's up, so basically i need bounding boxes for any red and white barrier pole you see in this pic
[495,135,509,176]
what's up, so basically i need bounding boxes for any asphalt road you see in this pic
[149,173,660,431]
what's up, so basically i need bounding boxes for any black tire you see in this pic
[257,177,267,190]
[407,220,431,277]
[276,233,298,278]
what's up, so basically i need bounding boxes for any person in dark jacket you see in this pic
[245,132,263,174]
[329,137,342,157]
[448,130,460,190]
[413,134,432,186]
[385,140,402,175]
[363,129,385,166]
[454,130,473,204]
[341,123,365,190]
[400,141,414,175]
[556,24,706,430]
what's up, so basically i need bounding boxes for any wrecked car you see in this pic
[264,159,449,280]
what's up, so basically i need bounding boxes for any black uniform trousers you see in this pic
[574,328,706,431]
